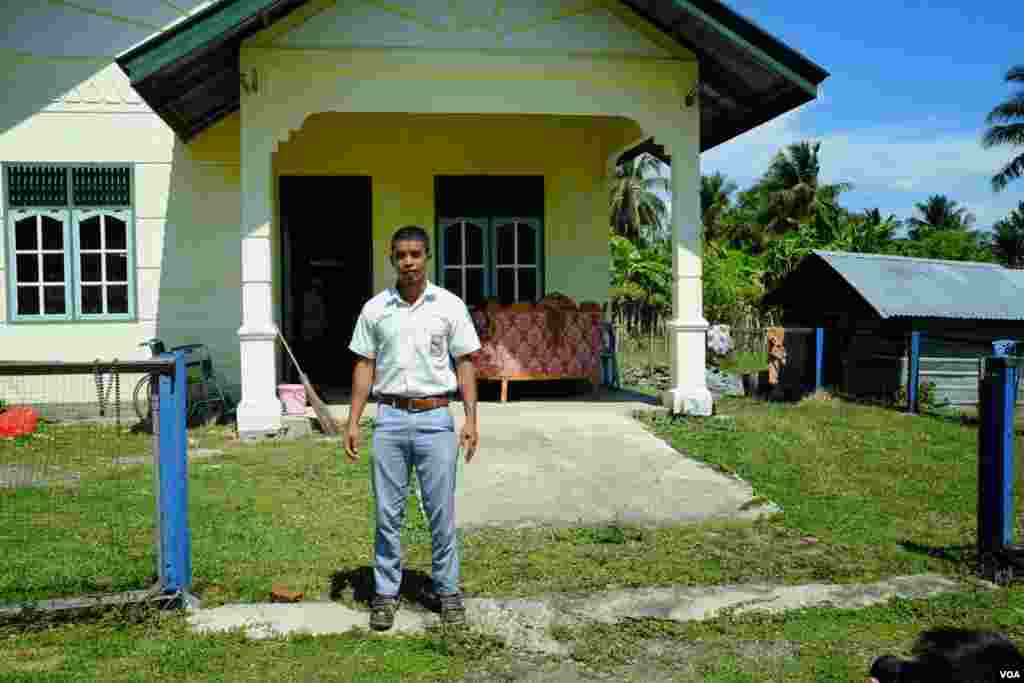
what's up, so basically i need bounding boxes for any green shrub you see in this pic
[889,380,945,411]
[702,240,769,327]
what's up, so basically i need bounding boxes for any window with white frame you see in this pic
[438,217,542,307]
[5,164,135,322]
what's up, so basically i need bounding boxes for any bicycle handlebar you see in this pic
[138,338,166,356]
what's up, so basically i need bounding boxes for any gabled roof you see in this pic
[764,250,1024,322]
[115,0,829,148]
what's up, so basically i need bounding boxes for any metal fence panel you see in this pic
[0,359,175,608]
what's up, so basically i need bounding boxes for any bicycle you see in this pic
[133,338,236,427]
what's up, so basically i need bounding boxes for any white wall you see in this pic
[0,64,243,408]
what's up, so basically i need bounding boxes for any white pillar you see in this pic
[660,123,712,416]
[236,126,282,439]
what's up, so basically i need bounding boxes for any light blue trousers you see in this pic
[371,403,460,597]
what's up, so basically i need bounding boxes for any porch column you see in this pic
[661,127,713,416]
[236,130,282,439]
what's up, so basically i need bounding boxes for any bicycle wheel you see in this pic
[133,374,155,422]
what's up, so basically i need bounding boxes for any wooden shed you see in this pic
[762,250,1024,414]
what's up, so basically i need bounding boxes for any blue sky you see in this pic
[698,0,1023,237]
[1,1,1018,239]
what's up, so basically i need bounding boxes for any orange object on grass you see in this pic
[0,406,40,438]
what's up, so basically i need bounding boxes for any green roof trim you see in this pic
[115,0,829,148]
[668,0,818,97]
[120,0,276,83]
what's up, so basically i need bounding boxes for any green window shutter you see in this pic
[438,217,490,306]
[6,209,74,322]
[6,165,69,207]
[71,208,136,321]
[72,166,131,206]
[492,217,543,304]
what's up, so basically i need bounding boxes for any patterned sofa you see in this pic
[467,294,604,402]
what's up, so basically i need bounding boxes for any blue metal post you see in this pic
[985,340,1018,551]
[157,351,194,601]
[907,331,921,413]
[1001,358,1017,548]
[979,356,1013,558]
[815,327,824,391]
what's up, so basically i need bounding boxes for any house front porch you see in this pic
[231,48,713,438]
[111,0,830,440]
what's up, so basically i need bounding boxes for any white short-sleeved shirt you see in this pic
[349,280,482,398]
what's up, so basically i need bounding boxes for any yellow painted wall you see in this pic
[273,112,642,305]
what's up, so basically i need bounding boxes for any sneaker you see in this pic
[370,594,398,631]
[439,592,466,627]
[418,583,439,612]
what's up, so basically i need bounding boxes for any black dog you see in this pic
[868,628,1024,682]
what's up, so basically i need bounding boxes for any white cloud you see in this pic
[699,107,806,188]
[697,104,1024,230]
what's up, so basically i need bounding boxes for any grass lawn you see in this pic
[3,367,1024,681]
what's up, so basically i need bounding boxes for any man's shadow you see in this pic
[329,566,441,613]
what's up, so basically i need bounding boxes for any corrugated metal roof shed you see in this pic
[765,250,1024,321]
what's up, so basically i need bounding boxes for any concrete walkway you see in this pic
[315,388,778,532]
[187,573,993,656]
[187,390,997,677]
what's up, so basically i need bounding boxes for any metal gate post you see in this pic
[977,340,1021,584]
[156,351,200,608]
[907,331,921,413]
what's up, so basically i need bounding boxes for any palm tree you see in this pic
[749,141,852,234]
[905,195,976,241]
[852,207,901,251]
[982,65,1024,192]
[902,229,996,263]
[860,208,893,227]
[700,172,738,244]
[609,152,669,247]
[991,201,1024,268]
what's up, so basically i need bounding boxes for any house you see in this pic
[0,0,829,438]
[762,250,1024,411]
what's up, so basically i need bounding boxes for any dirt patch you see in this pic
[0,464,80,490]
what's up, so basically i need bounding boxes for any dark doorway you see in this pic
[280,175,372,391]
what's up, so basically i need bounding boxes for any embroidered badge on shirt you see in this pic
[430,333,446,357]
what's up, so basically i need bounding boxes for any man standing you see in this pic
[345,225,481,632]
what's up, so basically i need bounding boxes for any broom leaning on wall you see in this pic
[275,327,339,436]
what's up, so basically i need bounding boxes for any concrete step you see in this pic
[187,573,993,656]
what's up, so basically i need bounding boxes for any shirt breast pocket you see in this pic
[375,312,400,351]
[424,316,450,364]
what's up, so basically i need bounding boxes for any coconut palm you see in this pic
[700,172,738,244]
[906,195,976,241]
[991,201,1024,269]
[749,141,853,234]
[902,229,996,263]
[982,65,1024,192]
[850,207,901,252]
[609,152,669,247]
[716,190,778,255]
[861,207,900,235]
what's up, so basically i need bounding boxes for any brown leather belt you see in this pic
[379,395,450,412]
